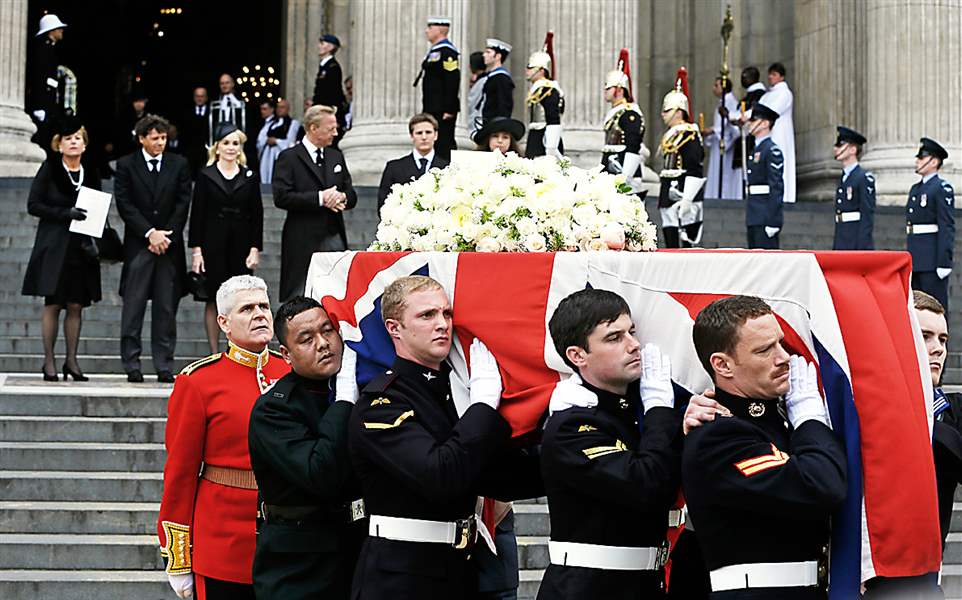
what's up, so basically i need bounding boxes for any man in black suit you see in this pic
[183,87,210,179]
[377,113,449,210]
[273,104,357,303]
[114,115,191,383]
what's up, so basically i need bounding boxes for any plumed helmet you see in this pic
[604,48,632,101]
[527,31,555,79]
[662,67,692,120]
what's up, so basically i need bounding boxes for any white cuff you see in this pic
[145,227,156,239]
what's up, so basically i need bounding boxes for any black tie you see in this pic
[419,158,428,175]
[315,149,324,169]
[148,158,159,183]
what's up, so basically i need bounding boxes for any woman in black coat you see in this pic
[22,117,102,381]
[188,122,264,353]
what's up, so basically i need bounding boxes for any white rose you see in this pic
[476,236,502,252]
[582,238,608,252]
[515,217,538,236]
[600,222,626,251]
[523,233,547,252]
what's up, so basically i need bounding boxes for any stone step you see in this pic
[0,533,162,570]
[519,569,543,600]
[0,501,158,535]
[946,532,962,564]
[517,535,549,571]
[0,336,214,358]
[943,564,962,600]
[0,441,166,472]
[0,354,197,375]
[0,570,170,600]
[0,416,166,443]
[513,501,550,537]
[0,390,168,418]
[0,471,163,502]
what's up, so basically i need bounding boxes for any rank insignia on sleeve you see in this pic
[734,443,789,476]
[577,424,598,432]
[428,51,441,62]
[582,439,627,460]
[443,57,459,71]
[364,410,414,430]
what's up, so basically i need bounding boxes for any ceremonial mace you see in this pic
[718,4,734,199]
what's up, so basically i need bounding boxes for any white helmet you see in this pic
[36,14,67,37]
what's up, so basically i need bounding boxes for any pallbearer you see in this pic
[525,31,565,159]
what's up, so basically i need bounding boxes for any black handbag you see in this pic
[97,221,124,263]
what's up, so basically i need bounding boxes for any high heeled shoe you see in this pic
[62,364,89,382]
[42,368,58,382]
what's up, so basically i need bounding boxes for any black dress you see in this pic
[187,164,263,300]
[21,159,102,307]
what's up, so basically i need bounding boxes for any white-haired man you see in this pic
[157,275,291,600]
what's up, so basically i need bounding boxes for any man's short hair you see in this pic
[303,104,337,130]
[469,51,485,74]
[913,290,945,315]
[742,66,760,84]
[381,275,444,324]
[549,289,631,371]
[260,99,276,108]
[134,114,170,138]
[692,295,773,380]
[768,62,787,77]
[409,113,439,134]
[275,296,324,347]
[215,275,268,316]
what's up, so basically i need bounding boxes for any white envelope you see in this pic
[69,186,112,238]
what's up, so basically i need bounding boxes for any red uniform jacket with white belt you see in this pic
[157,343,290,583]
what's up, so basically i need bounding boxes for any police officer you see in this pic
[831,126,875,250]
[907,137,955,311]
[27,14,68,153]
[745,103,784,249]
[683,295,847,599]
[480,39,514,123]
[248,296,365,599]
[312,34,347,147]
[525,32,564,159]
[158,276,291,600]
[537,289,681,599]
[349,275,542,600]
[417,17,460,161]
[658,68,704,249]
[602,49,645,193]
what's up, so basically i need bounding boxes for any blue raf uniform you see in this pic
[745,104,784,249]
[907,137,955,310]
[832,126,875,250]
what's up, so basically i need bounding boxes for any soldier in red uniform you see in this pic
[157,275,291,599]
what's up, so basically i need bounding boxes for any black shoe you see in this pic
[157,370,175,384]
[127,370,144,383]
[42,368,58,382]
[62,364,89,382]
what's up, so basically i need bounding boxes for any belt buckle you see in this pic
[655,540,670,569]
[349,499,367,523]
[453,516,477,550]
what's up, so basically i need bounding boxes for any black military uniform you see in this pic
[745,105,785,250]
[537,380,681,600]
[248,370,366,600]
[349,357,543,600]
[732,83,766,171]
[312,46,347,146]
[907,138,955,311]
[481,68,514,123]
[418,35,460,160]
[26,34,62,152]
[832,126,875,250]
[682,387,847,599]
[601,101,645,177]
[525,79,564,158]
[658,121,705,248]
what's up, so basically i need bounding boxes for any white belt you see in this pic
[369,514,476,549]
[836,211,861,223]
[549,540,667,571]
[529,122,546,130]
[908,223,939,235]
[710,560,819,591]
[603,144,627,153]
[668,508,686,528]
[748,184,770,195]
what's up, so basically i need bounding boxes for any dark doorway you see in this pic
[27,0,282,171]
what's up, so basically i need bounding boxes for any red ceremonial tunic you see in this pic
[157,343,290,583]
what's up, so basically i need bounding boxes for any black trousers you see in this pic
[198,574,256,600]
[120,248,179,373]
[663,223,702,249]
[667,529,710,599]
[432,112,457,161]
[747,225,779,249]
[913,271,949,312]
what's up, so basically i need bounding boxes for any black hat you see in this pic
[916,137,948,161]
[57,115,84,137]
[835,125,866,147]
[213,122,239,142]
[750,103,778,124]
[472,117,525,145]
[320,34,341,47]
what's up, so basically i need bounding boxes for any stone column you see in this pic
[339,0,467,185]
[282,0,324,120]
[860,0,962,205]
[0,0,44,177]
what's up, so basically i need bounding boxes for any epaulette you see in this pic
[180,353,222,375]
[362,370,399,394]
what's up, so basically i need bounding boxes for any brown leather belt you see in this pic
[201,464,258,490]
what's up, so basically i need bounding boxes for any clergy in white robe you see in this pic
[760,64,795,203]
[703,78,742,200]
[256,99,299,184]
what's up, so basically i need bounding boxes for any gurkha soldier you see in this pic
[658,67,705,249]
[602,49,645,193]
[525,32,565,159]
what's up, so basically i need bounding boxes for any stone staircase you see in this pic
[1,179,961,598]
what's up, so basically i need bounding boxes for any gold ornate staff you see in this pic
[717,4,734,198]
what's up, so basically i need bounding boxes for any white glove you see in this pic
[606,155,623,174]
[469,339,502,410]
[32,109,46,122]
[640,343,674,412]
[667,186,684,203]
[937,267,952,280]
[621,152,643,192]
[785,355,828,428]
[544,124,563,159]
[548,372,597,415]
[334,345,358,404]
[168,573,194,598]
[764,226,780,238]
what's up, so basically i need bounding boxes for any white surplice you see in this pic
[760,80,796,203]
[704,91,742,200]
